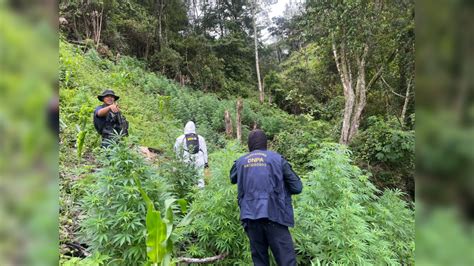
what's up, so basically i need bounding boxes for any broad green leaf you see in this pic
[146,209,166,263]
[177,210,194,228]
[177,198,187,214]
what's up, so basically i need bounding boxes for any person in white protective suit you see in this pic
[174,121,209,188]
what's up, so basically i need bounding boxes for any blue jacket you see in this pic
[230,150,302,227]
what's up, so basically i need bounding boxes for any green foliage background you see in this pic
[59,39,416,265]
[57,0,419,262]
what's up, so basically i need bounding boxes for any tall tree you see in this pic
[156,0,166,51]
[251,0,264,103]
[305,0,409,144]
[251,0,277,103]
[59,0,111,45]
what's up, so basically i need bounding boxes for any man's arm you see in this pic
[282,158,303,194]
[96,104,119,117]
[229,162,238,184]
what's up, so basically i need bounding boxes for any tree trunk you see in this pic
[401,78,412,126]
[97,8,103,47]
[191,0,198,30]
[83,16,91,40]
[217,0,224,37]
[163,12,168,46]
[252,0,264,103]
[224,110,233,138]
[236,99,243,142]
[72,16,82,41]
[333,40,374,144]
[333,42,355,144]
[276,46,282,63]
[341,90,355,144]
[348,44,369,141]
[145,38,150,60]
[91,6,103,48]
[157,0,164,52]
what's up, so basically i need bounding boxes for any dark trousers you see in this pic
[243,218,297,266]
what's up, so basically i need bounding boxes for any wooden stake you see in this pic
[224,110,233,138]
[236,99,243,142]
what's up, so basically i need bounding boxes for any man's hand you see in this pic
[109,103,120,113]
[97,103,121,117]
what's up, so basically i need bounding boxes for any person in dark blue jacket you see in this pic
[230,129,302,266]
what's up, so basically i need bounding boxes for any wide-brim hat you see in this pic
[97,89,120,101]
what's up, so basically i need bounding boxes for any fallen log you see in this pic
[177,252,228,264]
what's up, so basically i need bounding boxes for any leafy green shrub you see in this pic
[351,116,414,196]
[80,139,171,264]
[319,95,344,122]
[368,190,415,263]
[223,79,252,98]
[175,141,253,265]
[352,116,414,167]
[59,88,100,154]
[293,143,414,264]
[245,100,296,139]
[76,104,94,159]
[157,158,200,203]
[60,252,110,266]
[150,47,183,77]
[272,119,333,174]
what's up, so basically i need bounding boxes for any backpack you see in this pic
[93,114,104,134]
[185,133,200,154]
[94,111,129,136]
[115,112,129,136]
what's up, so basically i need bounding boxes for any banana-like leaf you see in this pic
[133,174,190,266]
[164,198,177,223]
[134,175,165,263]
[76,130,87,159]
[146,209,166,263]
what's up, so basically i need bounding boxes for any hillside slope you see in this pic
[59,41,414,265]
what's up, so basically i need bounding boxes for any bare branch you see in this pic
[381,76,405,98]
[367,49,397,91]
[177,252,228,264]
[401,76,413,125]
[236,98,243,142]
[366,64,383,91]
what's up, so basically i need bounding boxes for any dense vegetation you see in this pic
[59,0,415,265]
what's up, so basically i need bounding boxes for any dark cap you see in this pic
[248,129,267,152]
[97,89,120,101]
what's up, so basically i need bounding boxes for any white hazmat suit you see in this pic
[174,121,208,188]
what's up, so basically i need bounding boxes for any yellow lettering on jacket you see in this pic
[247,157,264,164]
